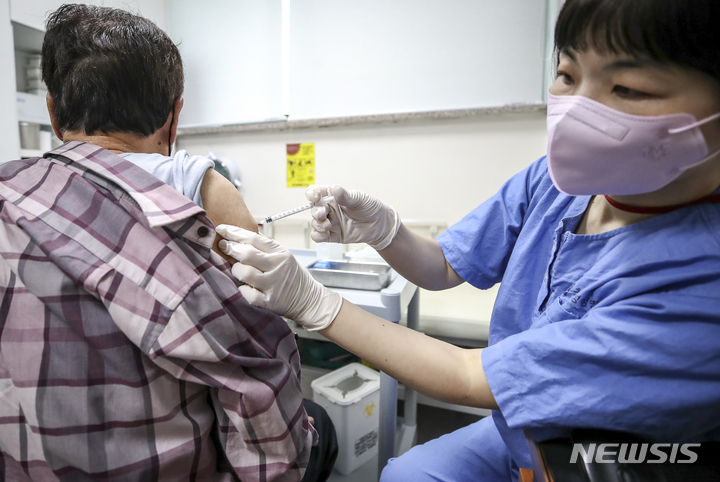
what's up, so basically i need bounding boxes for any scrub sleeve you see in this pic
[433,156,558,473]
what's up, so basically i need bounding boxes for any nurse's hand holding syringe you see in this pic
[305,185,401,249]
[305,184,463,291]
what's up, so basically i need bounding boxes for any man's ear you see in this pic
[46,93,63,141]
[169,97,184,146]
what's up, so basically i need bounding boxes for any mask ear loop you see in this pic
[168,105,176,157]
[667,111,720,172]
[668,111,720,134]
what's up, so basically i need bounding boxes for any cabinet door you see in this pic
[1,0,20,162]
[289,0,547,120]
[169,0,549,127]
[170,0,284,127]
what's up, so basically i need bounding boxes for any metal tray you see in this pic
[308,260,393,291]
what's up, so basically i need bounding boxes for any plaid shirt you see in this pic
[0,142,314,481]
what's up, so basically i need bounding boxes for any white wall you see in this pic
[179,113,547,225]
[177,111,548,336]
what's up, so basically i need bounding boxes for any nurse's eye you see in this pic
[556,71,574,85]
[613,85,653,99]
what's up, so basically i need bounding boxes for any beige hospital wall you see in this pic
[177,111,548,343]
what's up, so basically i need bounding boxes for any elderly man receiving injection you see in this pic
[0,5,339,481]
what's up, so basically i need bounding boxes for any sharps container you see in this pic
[311,363,381,475]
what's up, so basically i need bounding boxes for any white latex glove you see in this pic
[216,224,343,332]
[306,185,401,250]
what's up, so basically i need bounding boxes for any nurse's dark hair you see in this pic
[42,4,183,136]
[554,0,720,86]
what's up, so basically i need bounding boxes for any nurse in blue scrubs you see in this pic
[218,0,720,480]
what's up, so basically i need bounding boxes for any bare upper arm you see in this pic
[200,168,258,264]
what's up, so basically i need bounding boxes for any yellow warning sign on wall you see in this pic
[286,143,315,187]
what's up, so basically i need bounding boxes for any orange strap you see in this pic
[519,468,534,482]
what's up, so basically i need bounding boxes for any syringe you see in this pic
[262,196,334,224]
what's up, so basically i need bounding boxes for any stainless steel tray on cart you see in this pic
[308,260,393,291]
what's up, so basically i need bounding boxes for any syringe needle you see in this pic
[262,195,334,224]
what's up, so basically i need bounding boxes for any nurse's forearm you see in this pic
[376,223,464,291]
[319,299,499,410]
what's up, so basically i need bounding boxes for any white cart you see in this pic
[289,248,420,480]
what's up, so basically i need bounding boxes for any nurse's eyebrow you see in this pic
[603,58,656,71]
[559,48,577,62]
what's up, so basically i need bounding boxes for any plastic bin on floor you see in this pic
[311,363,381,475]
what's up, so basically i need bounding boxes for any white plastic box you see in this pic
[311,363,381,475]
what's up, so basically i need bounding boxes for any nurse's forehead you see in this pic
[559,48,664,72]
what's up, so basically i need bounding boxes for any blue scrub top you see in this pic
[437,156,720,469]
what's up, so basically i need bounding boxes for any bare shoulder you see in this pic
[200,168,258,263]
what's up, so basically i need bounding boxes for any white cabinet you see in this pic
[11,20,54,159]
[0,0,20,162]
[170,0,284,128]
[288,0,548,120]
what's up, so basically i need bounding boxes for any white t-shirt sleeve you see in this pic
[119,150,214,207]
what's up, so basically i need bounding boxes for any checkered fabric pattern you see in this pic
[0,142,314,481]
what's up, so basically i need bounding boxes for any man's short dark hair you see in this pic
[42,4,184,137]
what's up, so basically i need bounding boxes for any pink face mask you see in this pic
[546,92,720,196]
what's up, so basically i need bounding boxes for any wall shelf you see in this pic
[19,148,44,158]
[17,91,50,125]
[178,102,547,137]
